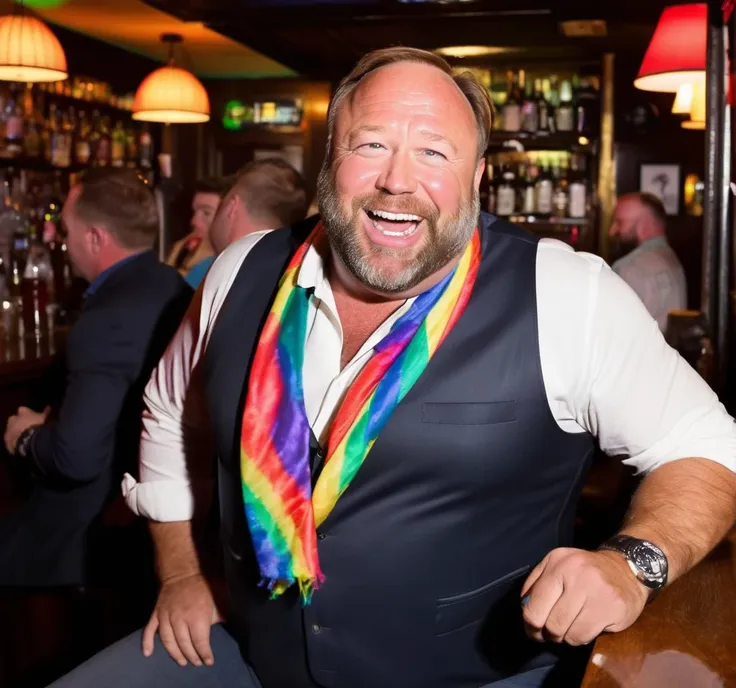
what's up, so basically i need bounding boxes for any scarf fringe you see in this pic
[262,574,325,606]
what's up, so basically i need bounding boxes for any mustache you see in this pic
[352,192,440,224]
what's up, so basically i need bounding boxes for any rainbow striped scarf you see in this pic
[240,224,481,602]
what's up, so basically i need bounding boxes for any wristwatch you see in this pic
[599,534,669,592]
[14,425,38,459]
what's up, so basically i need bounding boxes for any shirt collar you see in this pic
[86,251,145,297]
[296,239,330,297]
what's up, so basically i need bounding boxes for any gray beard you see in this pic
[316,166,480,294]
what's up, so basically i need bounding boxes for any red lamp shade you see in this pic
[635,3,707,92]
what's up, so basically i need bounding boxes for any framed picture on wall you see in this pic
[639,164,681,215]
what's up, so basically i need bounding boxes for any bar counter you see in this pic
[582,530,736,687]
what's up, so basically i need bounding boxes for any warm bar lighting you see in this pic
[672,82,695,114]
[0,13,67,83]
[634,3,706,92]
[133,65,210,123]
[133,34,210,124]
[681,80,706,129]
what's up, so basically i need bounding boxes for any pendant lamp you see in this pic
[133,34,210,124]
[0,10,67,83]
[635,3,707,92]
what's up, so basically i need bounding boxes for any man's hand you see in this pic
[142,573,224,667]
[4,406,50,454]
[520,548,649,647]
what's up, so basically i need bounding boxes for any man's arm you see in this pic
[142,521,223,667]
[524,251,736,645]
[126,233,272,666]
[29,309,140,482]
[622,457,736,582]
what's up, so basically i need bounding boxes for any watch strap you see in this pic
[14,425,38,459]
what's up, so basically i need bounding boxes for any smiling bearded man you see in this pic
[51,47,736,688]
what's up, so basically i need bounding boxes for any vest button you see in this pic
[311,623,322,634]
[318,532,326,540]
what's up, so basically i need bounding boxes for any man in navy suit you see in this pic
[1,168,191,587]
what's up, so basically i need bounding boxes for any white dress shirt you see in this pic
[123,230,736,522]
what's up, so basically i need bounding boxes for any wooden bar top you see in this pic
[582,531,736,687]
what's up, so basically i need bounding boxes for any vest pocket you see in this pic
[435,565,530,636]
[422,401,517,425]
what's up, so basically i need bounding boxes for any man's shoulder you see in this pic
[205,217,320,290]
[535,237,610,295]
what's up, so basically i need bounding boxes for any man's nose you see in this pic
[376,152,417,195]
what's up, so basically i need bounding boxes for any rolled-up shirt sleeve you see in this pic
[122,285,213,521]
[123,230,271,521]
[575,253,736,473]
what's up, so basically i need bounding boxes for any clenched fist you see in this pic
[520,548,650,647]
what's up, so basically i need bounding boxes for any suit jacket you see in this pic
[0,251,192,587]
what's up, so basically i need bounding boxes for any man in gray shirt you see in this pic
[609,192,687,331]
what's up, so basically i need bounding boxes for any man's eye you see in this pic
[423,149,446,159]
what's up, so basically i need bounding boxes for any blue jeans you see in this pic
[47,625,555,688]
[46,625,260,688]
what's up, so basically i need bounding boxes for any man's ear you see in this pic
[87,225,106,255]
[474,157,486,191]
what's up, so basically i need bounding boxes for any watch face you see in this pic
[629,542,666,580]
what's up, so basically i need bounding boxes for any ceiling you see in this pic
[141,0,686,80]
[12,0,296,78]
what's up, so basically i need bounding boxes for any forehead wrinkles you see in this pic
[337,64,477,143]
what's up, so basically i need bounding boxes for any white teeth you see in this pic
[371,219,418,237]
[370,209,422,222]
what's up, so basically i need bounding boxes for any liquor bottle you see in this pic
[95,116,111,167]
[522,163,537,215]
[111,121,126,167]
[555,80,575,133]
[536,79,550,135]
[21,222,53,336]
[75,110,92,166]
[535,158,554,216]
[5,86,24,158]
[125,126,138,168]
[502,71,521,132]
[486,163,497,215]
[568,154,588,219]
[49,104,66,168]
[495,164,517,217]
[521,78,539,134]
[552,158,569,217]
[7,174,29,300]
[88,110,102,165]
[23,87,43,159]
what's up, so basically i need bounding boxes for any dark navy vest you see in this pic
[204,213,595,688]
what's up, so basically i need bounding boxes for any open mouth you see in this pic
[365,208,423,237]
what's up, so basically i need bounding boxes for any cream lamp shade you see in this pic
[0,14,67,82]
[133,64,210,124]
[681,79,706,130]
[671,82,695,114]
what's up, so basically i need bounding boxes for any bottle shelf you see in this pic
[487,131,595,154]
[41,91,133,118]
[0,158,139,174]
[503,214,592,227]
